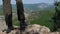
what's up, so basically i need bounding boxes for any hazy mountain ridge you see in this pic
[0,3,54,11]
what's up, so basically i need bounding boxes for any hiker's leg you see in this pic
[16,0,27,31]
[2,0,13,29]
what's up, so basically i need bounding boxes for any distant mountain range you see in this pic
[23,3,54,11]
[0,3,54,11]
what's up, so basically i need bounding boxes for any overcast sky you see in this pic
[0,0,54,5]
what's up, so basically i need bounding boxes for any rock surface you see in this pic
[0,24,60,34]
[0,16,7,31]
[25,24,60,34]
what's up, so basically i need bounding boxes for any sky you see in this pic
[0,0,54,5]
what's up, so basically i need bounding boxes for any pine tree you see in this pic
[52,0,60,31]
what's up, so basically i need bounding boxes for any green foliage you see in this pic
[12,18,20,26]
[0,8,4,15]
[30,9,55,31]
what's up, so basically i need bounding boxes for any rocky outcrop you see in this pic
[25,24,60,34]
[0,24,60,34]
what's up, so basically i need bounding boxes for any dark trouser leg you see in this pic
[4,13,13,33]
[5,13,13,29]
[2,0,13,30]
[16,0,27,31]
[2,0,13,33]
[20,20,27,31]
